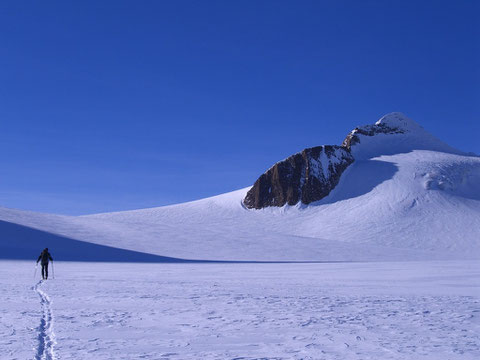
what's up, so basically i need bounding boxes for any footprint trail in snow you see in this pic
[33,280,56,360]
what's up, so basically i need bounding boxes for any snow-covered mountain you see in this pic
[1,112,479,262]
[244,112,468,210]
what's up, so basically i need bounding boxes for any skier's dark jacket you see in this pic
[37,250,53,265]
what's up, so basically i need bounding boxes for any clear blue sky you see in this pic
[0,1,478,215]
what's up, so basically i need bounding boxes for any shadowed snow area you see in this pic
[314,159,399,204]
[0,220,190,262]
[0,113,479,261]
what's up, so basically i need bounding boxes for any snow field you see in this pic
[1,260,479,359]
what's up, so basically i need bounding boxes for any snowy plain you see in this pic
[1,260,479,360]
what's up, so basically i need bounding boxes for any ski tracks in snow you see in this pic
[33,280,56,360]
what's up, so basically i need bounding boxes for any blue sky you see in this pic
[0,0,478,215]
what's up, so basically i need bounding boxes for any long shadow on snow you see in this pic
[0,220,353,264]
[312,159,399,206]
[0,220,196,262]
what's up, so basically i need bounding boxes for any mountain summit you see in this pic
[343,112,463,159]
[375,112,423,130]
[244,113,464,209]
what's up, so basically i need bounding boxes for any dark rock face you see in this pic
[243,145,354,209]
[342,123,405,149]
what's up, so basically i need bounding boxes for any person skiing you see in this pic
[36,248,53,280]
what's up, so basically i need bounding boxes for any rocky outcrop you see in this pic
[243,145,354,209]
[342,123,405,149]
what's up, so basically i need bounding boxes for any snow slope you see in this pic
[0,113,479,261]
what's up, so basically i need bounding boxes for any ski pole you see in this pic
[52,261,55,279]
[34,263,38,280]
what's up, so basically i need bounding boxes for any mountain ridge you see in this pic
[244,112,466,209]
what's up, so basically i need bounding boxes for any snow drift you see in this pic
[0,112,479,261]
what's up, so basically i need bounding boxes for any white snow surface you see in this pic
[2,260,479,359]
[0,113,479,261]
[348,112,465,160]
[375,112,424,131]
